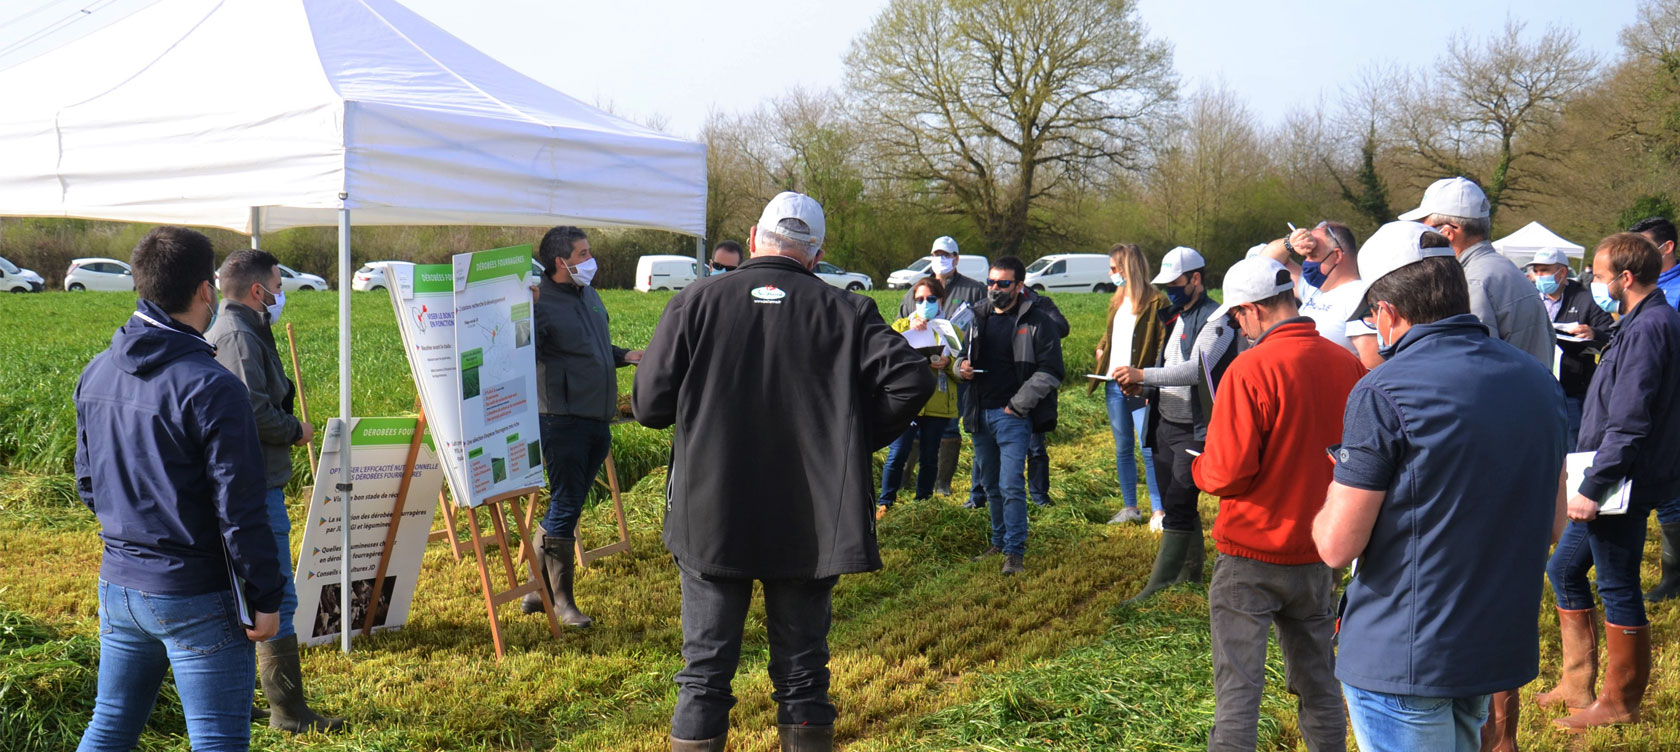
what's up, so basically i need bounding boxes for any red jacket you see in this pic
[1192,318,1366,565]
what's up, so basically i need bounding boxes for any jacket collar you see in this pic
[219,297,269,331]
[741,254,819,277]
[1251,316,1316,347]
[540,276,584,297]
[1457,240,1496,265]
[1388,313,1489,356]
[1612,288,1670,336]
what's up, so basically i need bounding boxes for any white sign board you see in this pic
[451,245,546,503]
[294,417,442,647]
[383,262,472,503]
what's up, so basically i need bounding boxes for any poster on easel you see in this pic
[293,417,442,647]
[451,244,546,505]
[383,262,472,502]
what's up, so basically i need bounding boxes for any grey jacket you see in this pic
[536,277,631,422]
[1459,241,1554,364]
[207,300,302,489]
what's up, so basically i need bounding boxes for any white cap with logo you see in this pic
[1398,177,1490,222]
[1347,221,1457,322]
[756,191,826,251]
[1151,246,1206,285]
[1528,247,1571,267]
[931,236,959,254]
[1210,256,1295,320]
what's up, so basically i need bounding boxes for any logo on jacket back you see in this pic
[751,285,787,304]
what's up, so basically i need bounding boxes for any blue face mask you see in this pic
[1163,285,1190,308]
[1300,260,1327,289]
[916,299,939,320]
[1591,281,1619,313]
[1534,274,1559,296]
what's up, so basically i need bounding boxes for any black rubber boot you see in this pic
[934,437,960,496]
[669,732,728,751]
[257,635,346,734]
[901,438,919,489]
[1128,530,1194,603]
[521,527,550,614]
[1177,523,1205,585]
[778,724,834,752]
[544,534,594,627]
[1646,522,1680,603]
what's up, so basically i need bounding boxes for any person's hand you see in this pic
[1114,366,1144,386]
[295,421,314,447]
[930,354,950,370]
[1003,405,1018,417]
[625,350,644,364]
[1121,382,1142,397]
[958,359,974,380]
[909,317,929,331]
[1290,228,1319,257]
[1567,493,1599,522]
[1566,323,1594,339]
[247,611,279,642]
[1107,364,1126,381]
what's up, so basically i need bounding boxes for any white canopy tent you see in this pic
[0,0,706,652]
[1492,221,1586,269]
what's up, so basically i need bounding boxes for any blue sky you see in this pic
[0,0,1643,138]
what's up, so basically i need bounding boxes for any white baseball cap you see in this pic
[1347,221,1456,322]
[1152,246,1206,285]
[1244,243,1268,259]
[756,191,826,250]
[1210,257,1295,321]
[1398,177,1490,221]
[931,236,959,254]
[1528,247,1571,267]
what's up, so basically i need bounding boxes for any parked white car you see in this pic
[814,261,873,292]
[277,264,329,292]
[885,255,989,289]
[0,255,45,292]
[65,257,133,291]
[634,255,698,292]
[1025,253,1113,293]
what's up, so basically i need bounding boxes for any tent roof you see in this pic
[0,0,706,236]
[1492,221,1585,262]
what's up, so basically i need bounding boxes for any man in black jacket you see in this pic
[527,226,643,627]
[957,256,1065,576]
[635,192,934,752]
[1526,247,1613,448]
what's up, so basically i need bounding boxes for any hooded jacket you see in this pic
[74,300,286,613]
[207,298,302,489]
[634,255,935,580]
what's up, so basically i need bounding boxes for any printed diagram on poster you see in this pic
[452,245,546,504]
[384,262,472,502]
[293,417,442,647]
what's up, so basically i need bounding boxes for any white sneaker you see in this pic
[1148,511,1165,534]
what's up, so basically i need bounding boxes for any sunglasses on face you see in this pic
[914,296,939,303]
[987,278,1016,288]
[711,263,736,272]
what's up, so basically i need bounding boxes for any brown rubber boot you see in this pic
[257,635,346,734]
[669,732,727,751]
[544,534,594,627]
[1535,607,1598,711]
[934,436,960,496]
[777,723,834,752]
[1479,689,1520,752]
[1555,623,1650,731]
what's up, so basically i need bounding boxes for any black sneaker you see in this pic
[971,545,1002,562]
[1002,554,1025,575]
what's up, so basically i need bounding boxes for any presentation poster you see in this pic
[294,417,443,647]
[384,262,472,503]
[451,245,546,505]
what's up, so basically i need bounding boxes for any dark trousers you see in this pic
[879,416,951,505]
[670,561,839,741]
[539,414,611,538]
[1027,432,1051,505]
[1208,555,1346,752]
[1150,418,1204,533]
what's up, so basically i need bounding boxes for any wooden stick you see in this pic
[360,408,428,637]
[465,506,506,659]
[577,450,632,567]
[284,322,318,476]
[510,493,563,639]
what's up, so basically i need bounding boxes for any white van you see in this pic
[635,255,699,292]
[885,255,990,289]
[1025,253,1112,293]
[0,255,45,292]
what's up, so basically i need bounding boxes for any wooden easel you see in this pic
[464,488,561,658]
[520,446,631,568]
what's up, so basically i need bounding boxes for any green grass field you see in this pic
[1,289,1675,751]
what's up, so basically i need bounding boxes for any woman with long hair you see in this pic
[1089,243,1168,525]
[877,276,962,517]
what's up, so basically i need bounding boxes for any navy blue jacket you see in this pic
[1578,289,1680,506]
[74,300,285,612]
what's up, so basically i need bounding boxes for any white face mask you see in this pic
[1110,272,1126,287]
[930,254,956,276]
[264,287,286,322]
[567,257,598,286]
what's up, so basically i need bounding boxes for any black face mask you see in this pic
[989,287,1017,311]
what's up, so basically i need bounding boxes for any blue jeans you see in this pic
[539,414,611,539]
[1660,495,1680,525]
[670,561,838,740]
[879,416,950,505]
[1547,498,1657,626]
[1342,683,1488,752]
[1105,382,1160,510]
[972,407,1031,556]
[264,487,298,640]
[79,581,256,752]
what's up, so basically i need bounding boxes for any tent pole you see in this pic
[337,202,353,654]
[695,235,705,277]
[250,207,262,249]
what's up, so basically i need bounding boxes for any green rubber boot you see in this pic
[1128,529,1194,603]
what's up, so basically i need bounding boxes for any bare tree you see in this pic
[1395,20,1597,218]
[845,0,1175,256]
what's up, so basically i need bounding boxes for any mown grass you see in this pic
[0,288,1676,752]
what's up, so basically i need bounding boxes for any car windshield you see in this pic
[278,265,295,277]
[1025,258,1050,273]
[0,256,19,274]
[907,258,930,272]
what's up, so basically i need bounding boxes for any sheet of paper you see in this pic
[929,318,964,352]
[1566,451,1631,516]
[1086,373,1114,381]
[901,325,938,349]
